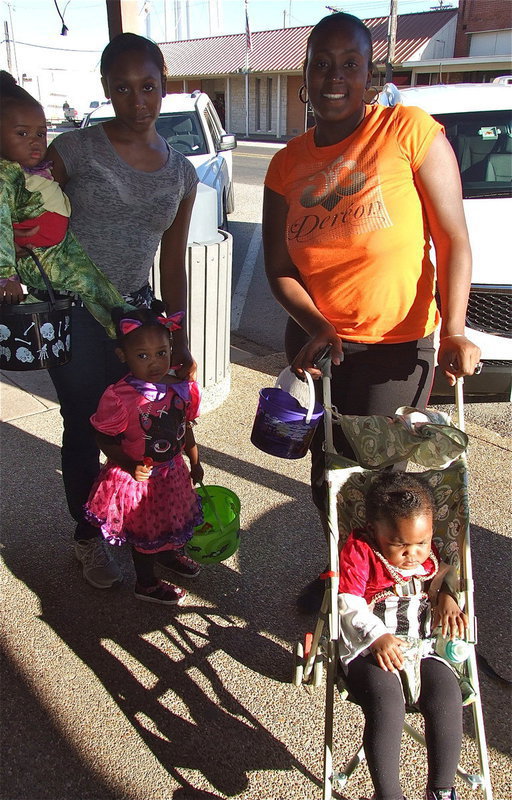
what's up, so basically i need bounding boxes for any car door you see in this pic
[200,104,232,225]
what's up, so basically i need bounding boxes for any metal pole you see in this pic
[245,72,249,137]
[276,72,281,138]
[6,2,19,82]
[4,20,12,73]
[174,0,181,40]
[385,0,398,84]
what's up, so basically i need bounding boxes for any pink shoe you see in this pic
[134,580,186,606]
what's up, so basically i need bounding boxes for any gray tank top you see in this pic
[53,124,198,294]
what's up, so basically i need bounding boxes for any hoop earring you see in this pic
[298,84,309,104]
[363,86,380,105]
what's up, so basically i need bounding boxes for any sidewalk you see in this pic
[1,352,511,800]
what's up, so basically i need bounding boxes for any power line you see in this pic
[6,39,102,52]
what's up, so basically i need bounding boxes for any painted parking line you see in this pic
[231,223,262,330]
[234,152,276,159]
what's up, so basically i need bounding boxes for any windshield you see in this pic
[86,110,208,157]
[433,110,512,199]
[156,112,207,156]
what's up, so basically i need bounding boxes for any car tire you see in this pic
[220,192,228,231]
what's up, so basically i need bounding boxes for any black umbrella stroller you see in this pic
[293,360,493,800]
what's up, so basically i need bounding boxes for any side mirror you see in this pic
[218,133,237,152]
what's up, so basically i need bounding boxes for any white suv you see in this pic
[83,91,236,228]
[380,81,512,401]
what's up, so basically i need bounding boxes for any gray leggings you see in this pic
[345,655,463,800]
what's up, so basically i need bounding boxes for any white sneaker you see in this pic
[74,538,123,589]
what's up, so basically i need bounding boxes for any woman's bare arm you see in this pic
[158,186,197,379]
[46,143,69,187]
[262,186,342,375]
[415,131,481,384]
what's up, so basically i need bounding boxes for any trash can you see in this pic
[151,183,232,413]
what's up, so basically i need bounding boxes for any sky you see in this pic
[2,0,459,51]
[1,0,458,109]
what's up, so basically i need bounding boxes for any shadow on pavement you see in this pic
[2,405,510,798]
[1,421,325,797]
[0,647,118,800]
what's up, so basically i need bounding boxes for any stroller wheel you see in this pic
[293,640,304,686]
[311,647,324,687]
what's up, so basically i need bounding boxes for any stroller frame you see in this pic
[294,362,493,800]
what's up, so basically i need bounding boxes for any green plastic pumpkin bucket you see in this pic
[186,484,241,564]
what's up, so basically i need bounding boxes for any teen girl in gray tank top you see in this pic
[53,123,197,295]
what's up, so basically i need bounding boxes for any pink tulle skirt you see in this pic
[84,454,203,552]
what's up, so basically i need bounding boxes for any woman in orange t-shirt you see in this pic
[262,12,481,611]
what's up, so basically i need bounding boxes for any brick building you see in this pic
[454,0,512,57]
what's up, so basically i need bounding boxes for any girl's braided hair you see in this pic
[365,472,436,525]
[0,70,43,113]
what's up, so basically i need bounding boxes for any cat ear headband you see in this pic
[119,311,184,336]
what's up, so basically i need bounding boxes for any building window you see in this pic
[266,77,272,131]
[255,78,261,130]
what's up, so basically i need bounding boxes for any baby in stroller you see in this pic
[338,471,467,800]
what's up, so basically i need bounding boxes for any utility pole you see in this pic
[385,0,398,84]
[4,20,13,73]
[6,2,19,82]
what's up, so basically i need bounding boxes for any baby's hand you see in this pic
[133,461,152,482]
[433,592,468,639]
[370,633,405,672]
[190,462,204,485]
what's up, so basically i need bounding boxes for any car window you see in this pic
[203,106,221,150]
[156,112,208,156]
[433,110,512,199]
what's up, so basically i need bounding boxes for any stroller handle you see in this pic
[455,377,465,432]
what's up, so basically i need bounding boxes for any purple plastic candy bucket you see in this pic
[251,372,324,459]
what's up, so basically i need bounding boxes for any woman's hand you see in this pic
[0,278,24,304]
[171,341,197,381]
[433,591,468,639]
[437,334,482,386]
[290,325,343,379]
[370,633,406,672]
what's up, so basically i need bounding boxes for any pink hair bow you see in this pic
[158,310,184,331]
[119,311,184,336]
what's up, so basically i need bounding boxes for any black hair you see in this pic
[112,300,172,348]
[100,33,167,82]
[305,12,373,68]
[365,472,436,527]
[0,70,44,115]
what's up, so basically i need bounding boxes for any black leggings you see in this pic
[285,318,436,508]
[345,655,463,800]
[131,547,157,587]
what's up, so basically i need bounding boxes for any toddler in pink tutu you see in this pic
[84,303,204,606]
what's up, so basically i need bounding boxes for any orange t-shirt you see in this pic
[265,104,443,343]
